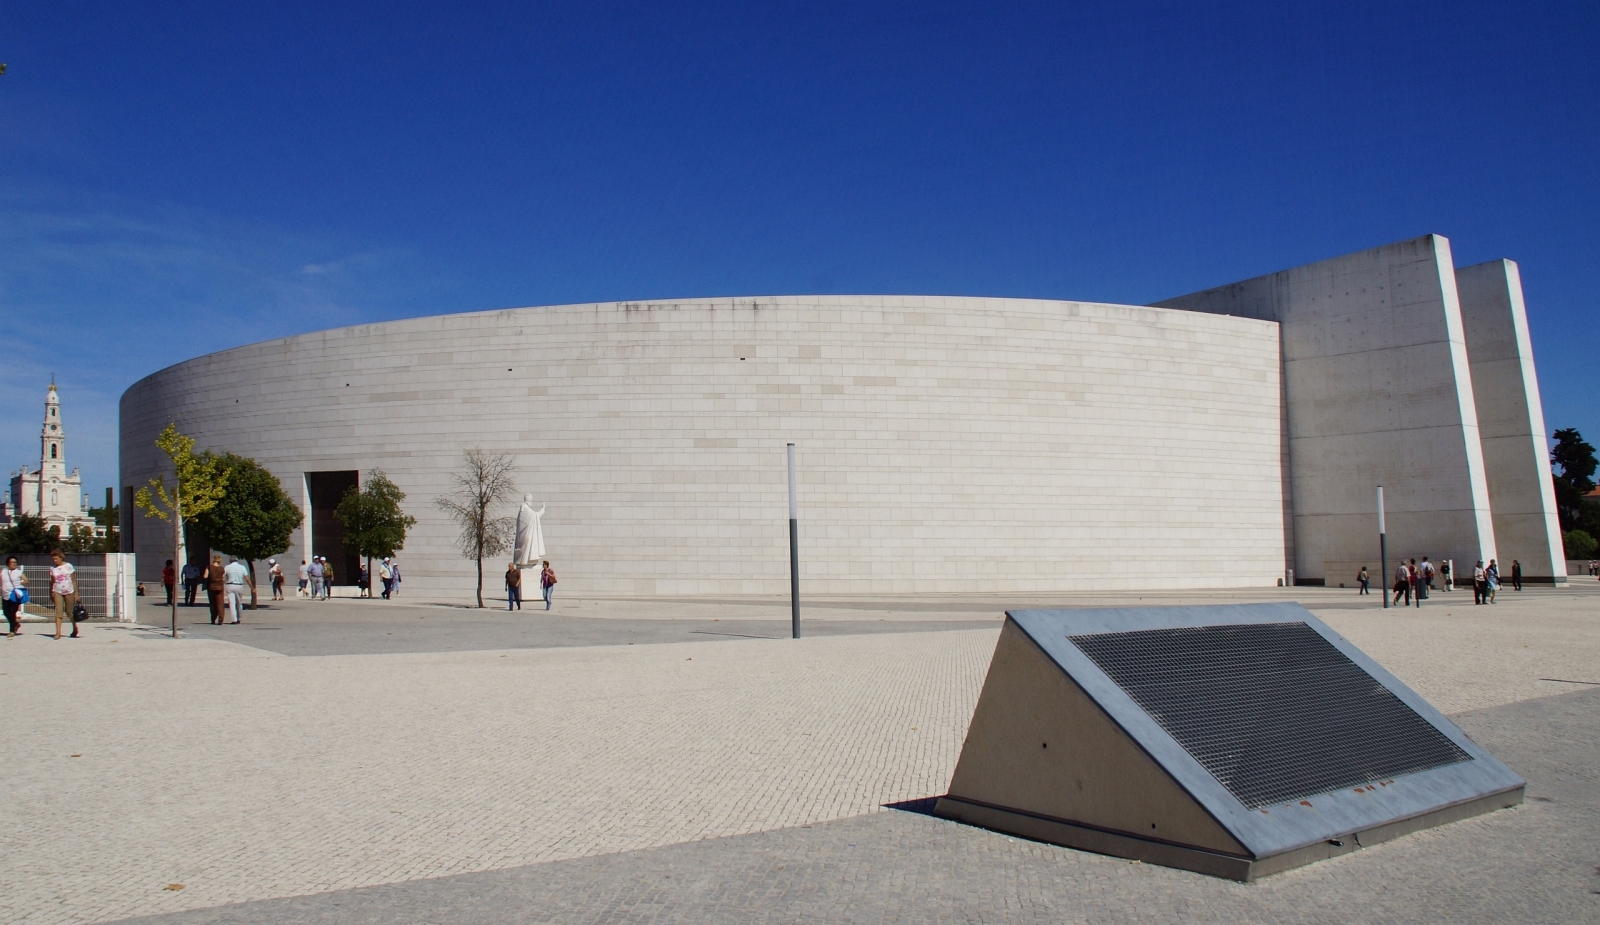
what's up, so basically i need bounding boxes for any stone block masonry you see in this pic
[121,235,1565,598]
[122,296,1287,599]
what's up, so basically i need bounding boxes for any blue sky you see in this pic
[3,1,1596,502]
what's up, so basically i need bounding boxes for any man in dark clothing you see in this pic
[182,561,202,605]
[1511,560,1523,591]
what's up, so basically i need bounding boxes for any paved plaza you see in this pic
[2,584,1597,923]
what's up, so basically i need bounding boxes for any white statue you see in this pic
[513,494,546,566]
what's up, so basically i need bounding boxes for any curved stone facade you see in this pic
[120,295,1288,598]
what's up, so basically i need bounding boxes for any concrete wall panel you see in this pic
[1156,235,1498,583]
[1456,260,1567,582]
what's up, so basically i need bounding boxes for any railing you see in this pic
[9,553,138,622]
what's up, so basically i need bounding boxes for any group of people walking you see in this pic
[1,551,84,639]
[190,554,255,624]
[1470,559,1518,604]
[154,552,409,614]
[1357,556,1521,606]
[506,560,557,611]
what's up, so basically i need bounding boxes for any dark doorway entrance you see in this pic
[306,470,360,587]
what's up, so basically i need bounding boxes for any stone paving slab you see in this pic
[104,686,1600,924]
[3,584,1596,924]
[176,609,999,657]
[0,624,996,925]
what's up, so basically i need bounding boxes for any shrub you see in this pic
[1563,529,1598,561]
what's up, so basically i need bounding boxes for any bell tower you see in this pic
[41,382,65,477]
[37,382,67,517]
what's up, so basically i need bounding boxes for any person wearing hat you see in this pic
[268,559,285,601]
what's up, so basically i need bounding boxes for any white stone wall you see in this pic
[1156,235,1503,584]
[1455,260,1568,583]
[120,296,1287,599]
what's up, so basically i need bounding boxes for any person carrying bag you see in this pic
[540,561,557,611]
[48,550,79,640]
[2,556,26,637]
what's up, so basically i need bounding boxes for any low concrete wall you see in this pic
[10,552,137,622]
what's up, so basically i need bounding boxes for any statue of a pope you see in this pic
[513,495,546,566]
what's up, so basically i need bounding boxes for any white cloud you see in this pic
[0,184,439,502]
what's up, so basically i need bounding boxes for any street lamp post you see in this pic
[1378,486,1388,610]
[788,443,799,639]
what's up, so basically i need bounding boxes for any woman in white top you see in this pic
[268,559,285,601]
[49,549,79,640]
[2,556,25,637]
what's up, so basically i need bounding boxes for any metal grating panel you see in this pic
[1068,621,1470,809]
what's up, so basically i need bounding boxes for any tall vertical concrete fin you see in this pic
[1455,259,1567,584]
[1432,236,1501,568]
[1154,235,1498,584]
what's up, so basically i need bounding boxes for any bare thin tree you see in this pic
[435,449,517,607]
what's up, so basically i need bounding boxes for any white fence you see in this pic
[9,553,138,623]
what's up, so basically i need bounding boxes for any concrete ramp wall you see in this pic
[1155,235,1502,584]
[1455,259,1567,583]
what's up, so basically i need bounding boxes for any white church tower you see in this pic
[7,383,101,537]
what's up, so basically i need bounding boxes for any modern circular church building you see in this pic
[120,236,1568,599]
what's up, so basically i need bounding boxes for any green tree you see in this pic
[62,523,99,554]
[436,448,517,608]
[86,498,121,552]
[1551,428,1598,533]
[0,514,54,554]
[1563,530,1598,562]
[334,469,417,599]
[195,453,304,608]
[135,423,230,637]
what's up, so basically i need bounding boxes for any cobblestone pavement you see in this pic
[174,602,1000,657]
[2,584,1596,924]
[108,687,1600,924]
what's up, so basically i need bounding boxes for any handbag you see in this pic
[9,587,27,605]
[73,600,89,622]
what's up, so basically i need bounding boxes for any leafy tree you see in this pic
[1551,428,1598,533]
[435,448,517,608]
[334,469,417,598]
[1563,530,1598,562]
[195,453,304,608]
[62,523,99,554]
[0,514,54,554]
[88,498,118,531]
[135,423,230,637]
[83,500,121,552]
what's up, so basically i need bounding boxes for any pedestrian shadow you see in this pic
[882,796,942,816]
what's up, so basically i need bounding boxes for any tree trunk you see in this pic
[366,555,373,598]
[475,555,484,608]
[247,559,258,609]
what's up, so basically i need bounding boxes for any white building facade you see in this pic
[9,384,103,539]
[118,236,1567,599]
